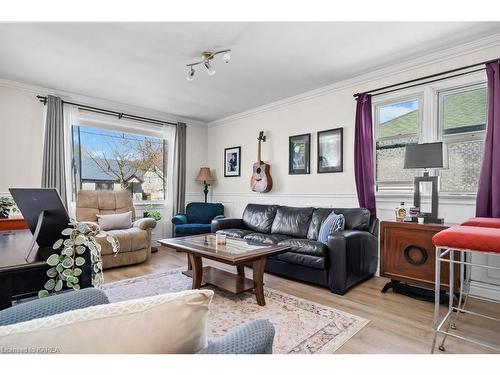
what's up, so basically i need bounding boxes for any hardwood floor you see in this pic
[104,246,500,354]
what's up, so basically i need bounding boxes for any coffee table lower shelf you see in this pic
[183,266,254,294]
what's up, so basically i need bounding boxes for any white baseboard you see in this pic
[469,280,500,301]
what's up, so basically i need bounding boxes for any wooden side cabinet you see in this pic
[0,218,28,231]
[380,220,459,300]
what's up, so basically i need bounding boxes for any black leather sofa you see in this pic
[211,204,379,295]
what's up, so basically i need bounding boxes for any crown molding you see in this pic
[0,78,208,128]
[208,32,500,127]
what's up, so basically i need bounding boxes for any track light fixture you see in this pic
[186,49,231,81]
[187,66,195,81]
[204,60,216,76]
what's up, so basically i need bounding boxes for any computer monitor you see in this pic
[9,188,70,259]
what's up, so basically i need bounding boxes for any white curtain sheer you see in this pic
[63,105,80,219]
[163,124,177,237]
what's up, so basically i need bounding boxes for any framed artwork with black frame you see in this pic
[224,146,241,177]
[289,133,310,175]
[317,127,343,173]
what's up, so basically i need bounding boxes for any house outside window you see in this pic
[373,74,487,195]
[72,125,166,201]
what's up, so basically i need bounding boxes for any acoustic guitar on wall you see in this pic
[250,131,273,193]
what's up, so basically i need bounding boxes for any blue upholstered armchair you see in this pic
[172,202,224,237]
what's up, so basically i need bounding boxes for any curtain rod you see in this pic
[36,95,178,126]
[353,57,499,100]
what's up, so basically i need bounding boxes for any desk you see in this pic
[0,229,91,310]
[0,230,49,309]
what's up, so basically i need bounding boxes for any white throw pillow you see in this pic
[0,289,213,354]
[96,211,133,231]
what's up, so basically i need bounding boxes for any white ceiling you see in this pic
[1,22,500,123]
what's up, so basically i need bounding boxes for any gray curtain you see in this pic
[173,122,186,214]
[41,95,67,208]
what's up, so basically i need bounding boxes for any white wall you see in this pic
[0,86,45,191]
[186,124,208,202]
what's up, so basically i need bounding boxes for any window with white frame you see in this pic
[375,97,421,190]
[439,84,487,192]
[374,75,487,194]
[72,123,167,201]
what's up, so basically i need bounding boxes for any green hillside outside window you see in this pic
[440,85,487,192]
[376,99,419,188]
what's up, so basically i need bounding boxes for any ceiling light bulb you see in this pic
[204,61,216,76]
[187,66,195,81]
[223,51,231,63]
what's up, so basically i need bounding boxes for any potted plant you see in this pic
[39,219,119,297]
[0,196,17,219]
[417,213,425,224]
[143,202,162,221]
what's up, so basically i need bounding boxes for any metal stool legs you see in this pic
[431,247,500,353]
[431,247,443,353]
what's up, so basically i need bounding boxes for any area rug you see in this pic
[102,268,369,354]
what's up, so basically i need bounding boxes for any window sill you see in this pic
[376,192,477,206]
[133,200,167,207]
[376,192,476,198]
[71,200,168,207]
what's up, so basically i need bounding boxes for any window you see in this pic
[374,79,487,194]
[72,125,166,201]
[439,85,487,193]
[95,182,114,191]
[375,98,420,190]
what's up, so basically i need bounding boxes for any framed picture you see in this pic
[224,146,241,177]
[317,127,343,173]
[289,133,310,175]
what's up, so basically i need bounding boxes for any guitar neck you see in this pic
[257,140,262,163]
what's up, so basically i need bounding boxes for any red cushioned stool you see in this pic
[431,225,500,353]
[461,217,500,229]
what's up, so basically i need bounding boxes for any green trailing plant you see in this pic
[38,220,119,298]
[143,202,161,221]
[0,196,18,218]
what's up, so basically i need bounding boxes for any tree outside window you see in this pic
[73,126,166,201]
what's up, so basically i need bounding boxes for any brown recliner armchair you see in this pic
[76,190,156,269]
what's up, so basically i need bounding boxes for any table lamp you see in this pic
[196,167,214,203]
[404,142,448,224]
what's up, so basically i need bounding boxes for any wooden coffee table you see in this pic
[158,234,289,306]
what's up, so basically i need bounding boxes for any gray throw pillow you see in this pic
[96,211,133,231]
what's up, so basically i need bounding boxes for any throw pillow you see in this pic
[317,212,345,244]
[0,289,214,354]
[97,211,133,231]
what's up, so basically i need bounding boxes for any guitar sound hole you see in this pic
[256,168,261,174]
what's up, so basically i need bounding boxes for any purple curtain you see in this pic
[476,61,500,218]
[354,93,376,216]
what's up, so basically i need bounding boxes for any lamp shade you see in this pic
[404,142,448,169]
[196,167,214,182]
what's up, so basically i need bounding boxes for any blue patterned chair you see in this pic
[0,288,275,354]
[172,202,225,237]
